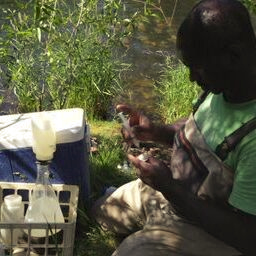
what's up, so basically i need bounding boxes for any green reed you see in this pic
[155,57,201,124]
[0,0,158,119]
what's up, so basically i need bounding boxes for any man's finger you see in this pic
[127,154,154,177]
[127,154,140,167]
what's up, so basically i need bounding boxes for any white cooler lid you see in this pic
[0,108,85,150]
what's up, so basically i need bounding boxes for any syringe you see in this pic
[118,112,140,147]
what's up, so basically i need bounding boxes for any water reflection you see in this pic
[116,0,199,115]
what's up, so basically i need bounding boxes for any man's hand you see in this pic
[116,104,187,145]
[116,104,156,143]
[127,154,172,192]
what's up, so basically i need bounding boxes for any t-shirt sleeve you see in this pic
[228,133,256,216]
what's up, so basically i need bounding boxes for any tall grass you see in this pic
[0,0,159,119]
[0,0,125,118]
[155,57,200,123]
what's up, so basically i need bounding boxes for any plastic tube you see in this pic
[118,112,140,147]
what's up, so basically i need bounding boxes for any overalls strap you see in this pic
[216,117,256,160]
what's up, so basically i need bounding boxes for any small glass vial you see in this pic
[1,194,24,245]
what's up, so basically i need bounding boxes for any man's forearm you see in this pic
[152,125,176,144]
[161,181,256,255]
[153,118,187,144]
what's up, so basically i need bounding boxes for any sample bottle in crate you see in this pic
[25,113,64,237]
[0,182,79,256]
[23,113,65,255]
[1,194,24,245]
[24,162,64,237]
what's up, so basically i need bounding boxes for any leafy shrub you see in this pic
[0,0,155,119]
[241,0,256,14]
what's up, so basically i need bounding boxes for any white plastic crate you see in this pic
[0,182,79,256]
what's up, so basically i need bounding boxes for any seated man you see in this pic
[92,0,256,255]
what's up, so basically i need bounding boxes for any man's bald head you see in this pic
[177,0,256,64]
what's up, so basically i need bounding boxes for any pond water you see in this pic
[117,0,199,115]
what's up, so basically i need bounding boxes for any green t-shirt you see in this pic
[194,93,256,215]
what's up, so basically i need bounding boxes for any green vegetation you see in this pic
[75,223,119,256]
[155,57,200,124]
[89,121,135,199]
[0,0,252,120]
[0,0,159,119]
[241,0,256,14]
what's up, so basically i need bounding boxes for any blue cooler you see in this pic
[0,108,90,205]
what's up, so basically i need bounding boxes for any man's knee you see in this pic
[91,181,145,235]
